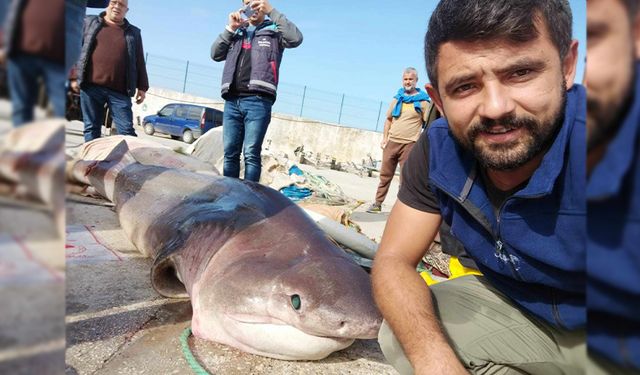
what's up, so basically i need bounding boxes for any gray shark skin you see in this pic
[68,141,382,360]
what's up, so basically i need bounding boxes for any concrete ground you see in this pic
[63,120,400,374]
[0,100,66,375]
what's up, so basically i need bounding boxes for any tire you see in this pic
[144,123,155,135]
[182,129,194,144]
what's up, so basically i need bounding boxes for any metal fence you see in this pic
[145,53,389,132]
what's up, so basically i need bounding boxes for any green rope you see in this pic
[180,326,211,375]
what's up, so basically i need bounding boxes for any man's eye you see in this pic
[454,83,474,93]
[512,69,532,78]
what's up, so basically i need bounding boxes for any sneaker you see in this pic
[366,202,382,213]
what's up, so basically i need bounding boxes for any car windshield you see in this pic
[159,105,174,116]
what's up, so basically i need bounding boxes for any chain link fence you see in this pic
[145,53,389,132]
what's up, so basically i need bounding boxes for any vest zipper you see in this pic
[493,191,547,277]
[550,287,564,327]
[494,199,521,279]
[237,30,251,90]
[431,180,544,281]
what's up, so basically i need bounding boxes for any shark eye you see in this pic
[290,294,301,310]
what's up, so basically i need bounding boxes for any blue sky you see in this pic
[89,1,586,129]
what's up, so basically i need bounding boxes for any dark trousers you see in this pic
[7,53,66,126]
[80,83,136,142]
[375,140,415,204]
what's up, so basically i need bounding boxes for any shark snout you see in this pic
[272,259,383,340]
[332,313,382,339]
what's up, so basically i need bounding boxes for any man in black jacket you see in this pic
[71,0,149,142]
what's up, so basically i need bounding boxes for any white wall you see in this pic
[132,88,383,163]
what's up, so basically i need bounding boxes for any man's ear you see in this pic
[425,83,444,117]
[562,40,579,89]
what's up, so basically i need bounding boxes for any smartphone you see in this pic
[242,3,255,18]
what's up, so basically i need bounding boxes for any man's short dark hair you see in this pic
[622,0,639,16]
[425,0,572,88]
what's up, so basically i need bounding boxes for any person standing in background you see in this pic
[1,0,66,125]
[211,0,302,182]
[367,67,434,213]
[66,0,110,74]
[71,0,148,142]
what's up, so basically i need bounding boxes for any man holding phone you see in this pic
[211,0,302,182]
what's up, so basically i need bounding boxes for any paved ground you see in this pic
[0,100,66,375]
[0,103,401,374]
[62,120,401,374]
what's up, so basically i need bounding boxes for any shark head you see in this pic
[188,207,382,360]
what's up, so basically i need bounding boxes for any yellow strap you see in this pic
[419,271,439,286]
[449,256,482,279]
[420,256,482,286]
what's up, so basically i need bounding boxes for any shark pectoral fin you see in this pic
[151,256,189,299]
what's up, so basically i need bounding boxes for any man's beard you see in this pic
[452,84,567,171]
[587,68,635,151]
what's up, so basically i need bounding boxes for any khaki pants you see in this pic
[378,276,586,374]
[375,140,415,204]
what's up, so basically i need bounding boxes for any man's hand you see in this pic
[372,202,467,374]
[228,10,246,31]
[70,80,80,94]
[250,0,273,15]
[380,139,388,149]
[135,90,146,104]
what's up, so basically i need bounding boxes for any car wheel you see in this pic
[144,123,155,135]
[182,129,194,144]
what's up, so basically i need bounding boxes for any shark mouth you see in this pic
[230,313,354,343]
[210,314,356,360]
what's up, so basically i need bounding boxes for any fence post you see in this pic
[338,94,345,124]
[182,61,190,93]
[299,86,307,117]
[375,101,383,132]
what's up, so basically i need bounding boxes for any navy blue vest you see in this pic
[587,65,640,368]
[221,22,283,100]
[428,85,586,329]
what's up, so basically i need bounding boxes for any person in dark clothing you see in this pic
[1,0,66,126]
[71,0,149,142]
[66,0,110,74]
[211,0,302,182]
[372,0,586,374]
[586,0,640,373]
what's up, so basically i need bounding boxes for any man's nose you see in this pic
[478,82,515,120]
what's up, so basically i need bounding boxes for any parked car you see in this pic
[142,103,223,144]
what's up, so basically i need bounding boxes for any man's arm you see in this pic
[135,31,149,104]
[381,100,395,148]
[267,5,303,48]
[381,117,392,148]
[211,10,244,62]
[372,201,467,374]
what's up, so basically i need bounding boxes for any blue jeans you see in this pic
[80,83,136,142]
[223,96,273,182]
[65,0,86,74]
[6,53,66,126]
